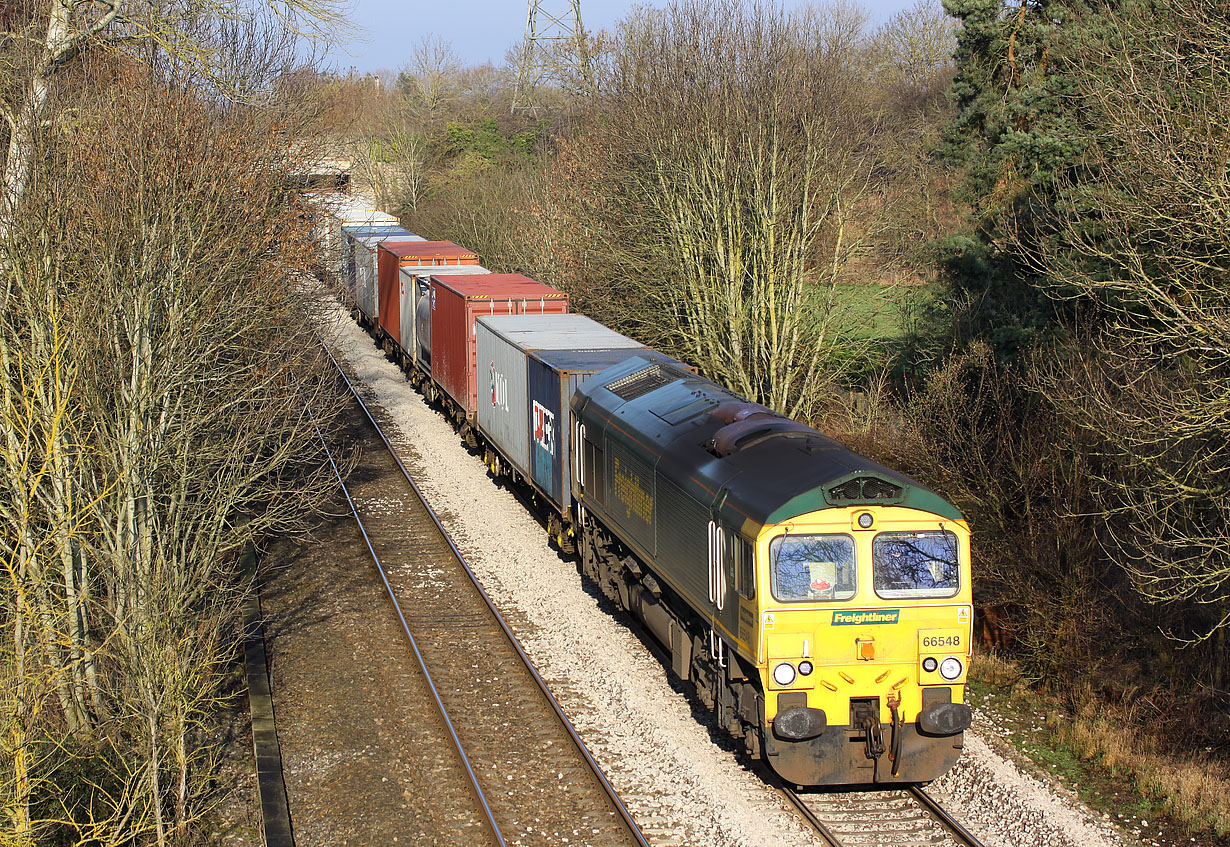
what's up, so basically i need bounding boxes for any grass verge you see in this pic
[969,649,1230,845]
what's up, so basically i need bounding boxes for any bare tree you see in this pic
[1019,0,1230,648]
[545,0,885,419]
[0,0,346,236]
[871,0,959,95]
[401,35,463,118]
[0,61,347,845]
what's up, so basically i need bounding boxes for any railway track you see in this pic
[313,342,649,847]
[782,783,984,847]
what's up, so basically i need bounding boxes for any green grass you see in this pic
[830,283,908,339]
[823,282,944,341]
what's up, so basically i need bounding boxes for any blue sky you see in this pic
[328,0,925,74]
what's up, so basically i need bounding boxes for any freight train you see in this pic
[308,192,974,786]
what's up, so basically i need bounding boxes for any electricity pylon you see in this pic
[512,0,594,113]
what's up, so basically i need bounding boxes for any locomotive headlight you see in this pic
[798,661,814,676]
[922,657,938,673]
[939,657,964,680]
[773,662,797,686]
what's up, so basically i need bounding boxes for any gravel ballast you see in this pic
[323,306,1136,847]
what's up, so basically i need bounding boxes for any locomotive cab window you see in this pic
[770,534,856,602]
[727,534,755,600]
[872,530,960,599]
[583,435,605,504]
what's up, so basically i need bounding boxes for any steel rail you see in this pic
[908,785,986,847]
[310,412,506,847]
[778,778,986,847]
[318,334,651,847]
[778,786,844,847]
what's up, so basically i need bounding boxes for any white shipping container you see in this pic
[306,191,396,277]
[476,314,643,483]
[328,206,396,260]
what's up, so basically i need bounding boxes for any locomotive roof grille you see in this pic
[829,476,903,502]
[606,364,681,400]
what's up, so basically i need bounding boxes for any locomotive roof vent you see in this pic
[708,417,817,457]
[828,475,904,503]
[606,363,682,400]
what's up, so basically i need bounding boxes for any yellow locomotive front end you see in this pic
[751,505,973,785]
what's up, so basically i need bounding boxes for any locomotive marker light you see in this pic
[798,661,814,676]
[939,657,964,681]
[773,662,797,686]
[857,511,874,529]
[922,657,938,673]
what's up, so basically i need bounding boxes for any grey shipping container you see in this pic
[354,231,424,322]
[475,314,651,507]
[530,348,686,511]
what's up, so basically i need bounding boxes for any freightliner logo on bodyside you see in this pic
[832,610,901,626]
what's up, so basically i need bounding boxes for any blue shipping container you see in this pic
[528,348,685,511]
[340,225,411,296]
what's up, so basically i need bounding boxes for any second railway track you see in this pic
[319,342,648,847]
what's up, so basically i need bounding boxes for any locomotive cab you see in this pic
[753,506,973,785]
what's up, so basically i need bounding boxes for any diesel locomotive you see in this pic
[569,356,973,785]
[312,192,974,787]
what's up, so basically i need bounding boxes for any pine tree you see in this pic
[936,0,1111,356]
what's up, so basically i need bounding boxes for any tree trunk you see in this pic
[0,0,71,237]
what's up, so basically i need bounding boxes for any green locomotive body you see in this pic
[571,357,973,785]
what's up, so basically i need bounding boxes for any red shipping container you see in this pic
[430,274,569,418]
[377,241,479,348]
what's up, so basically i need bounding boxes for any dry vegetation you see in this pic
[1,3,348,845]
[3,0,1229,841]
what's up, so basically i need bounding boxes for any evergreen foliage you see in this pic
[937,0,1117,356]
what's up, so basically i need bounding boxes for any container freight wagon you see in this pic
[303,193,396,279]
[354,231,426,327]
[427,275,568,435]
[320,197,399,278]
[377,241,480,351]
[340,224,411,301]
[474,316,690,546]
[400,264,491,377]
[475,314,645,499]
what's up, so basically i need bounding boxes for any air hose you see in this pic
[889,700,904,777]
